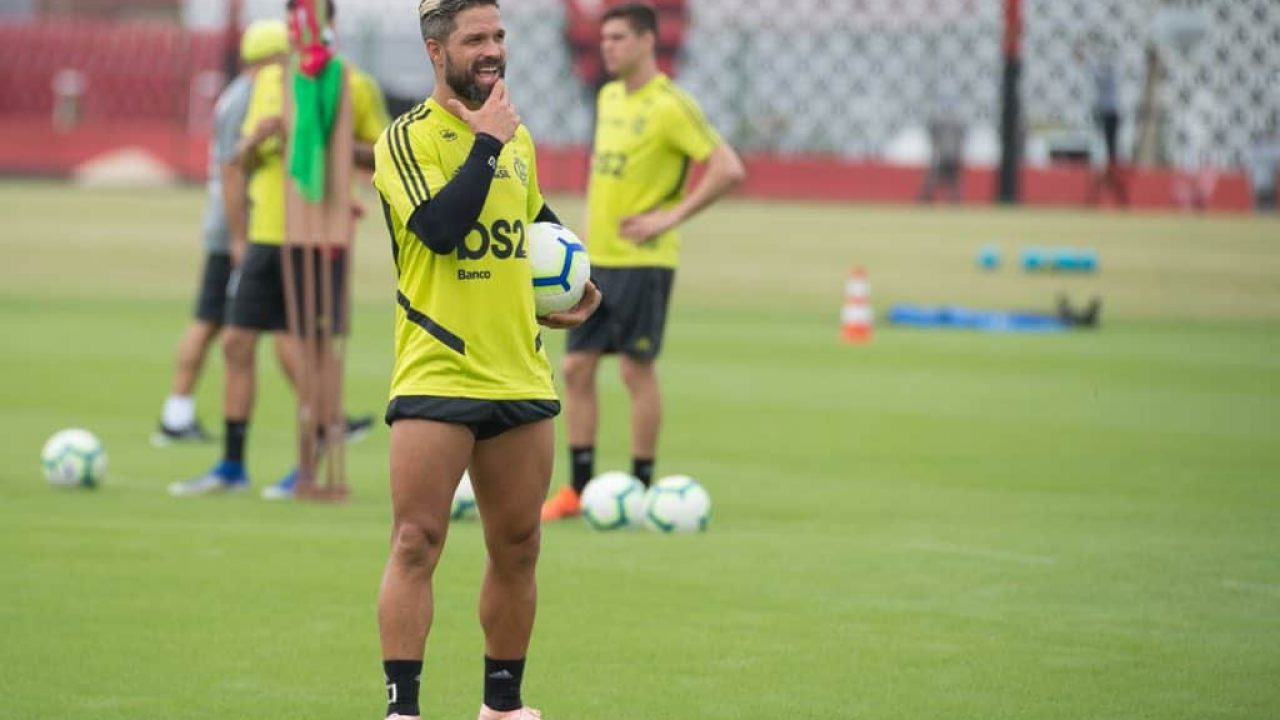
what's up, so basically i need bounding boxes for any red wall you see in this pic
[530,146,1255,213]
[0,120,1254,212]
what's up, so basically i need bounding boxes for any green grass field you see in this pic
[1,181,1278,719]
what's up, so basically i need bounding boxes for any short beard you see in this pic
[443,51,504,105]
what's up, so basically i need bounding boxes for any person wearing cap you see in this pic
[151,19,291,446]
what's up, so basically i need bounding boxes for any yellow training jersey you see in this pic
[241,60,390,245]
[587,74,721,269]
[372,98,555,402]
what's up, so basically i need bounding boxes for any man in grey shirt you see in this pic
[152,20,290,444]
[918,94,967,203]
[1078,35,1130,206]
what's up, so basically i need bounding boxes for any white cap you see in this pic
[418,0,442,18]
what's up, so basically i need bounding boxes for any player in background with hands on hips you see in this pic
[543,2,745,521]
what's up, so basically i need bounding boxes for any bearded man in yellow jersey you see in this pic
[371,2,599,719]
[169,0,389,499]
[542,3,746,520]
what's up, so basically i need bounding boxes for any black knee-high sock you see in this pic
[632,457,655,487]
[384,659,422,717]
[569,445,594,494]
[484,656,525,712]
[224,419,248,464]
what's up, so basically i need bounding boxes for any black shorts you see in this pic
[194,251,232,324]
[227,243,349,335]
[565,267,675,360]
[385,396,561,440]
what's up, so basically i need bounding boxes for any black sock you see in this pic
[224,419,248,464]
[384,659,422,717]
[632,457,655,487]
[484,656,525,712]
[569,445,594,494]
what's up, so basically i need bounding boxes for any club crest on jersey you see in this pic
[514,155,528,184]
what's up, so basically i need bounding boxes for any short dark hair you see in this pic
[420,0,500,44]
[285,0,336,22]
[602,3,657,37]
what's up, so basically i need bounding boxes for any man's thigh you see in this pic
[388,418,474,524]
[469,419,554,537]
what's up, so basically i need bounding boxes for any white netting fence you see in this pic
[217,0,1280,169]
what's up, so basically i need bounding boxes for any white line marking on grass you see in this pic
[1222,580,1280,597]
[907,541,1057,567]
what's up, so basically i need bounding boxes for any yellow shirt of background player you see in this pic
[373,98,556,402]
[586,73,721,269]
[241,61,390,245]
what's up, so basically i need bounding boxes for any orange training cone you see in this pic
[841,266,873,343]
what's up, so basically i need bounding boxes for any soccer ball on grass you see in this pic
[580,471,646,531]
[451,470,478,520]
[643,475,710,533]
[41,428,106,488]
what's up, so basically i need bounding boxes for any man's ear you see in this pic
[425,38,443,69]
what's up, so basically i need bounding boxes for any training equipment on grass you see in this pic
[887,304,1070,332]
[41,428,106,489]
[580,471,646,531]
[1051,248,1098,272]
[451,470,478,521]
[642,475,711,533]
[976,245,1001,270]
[281,14,354,502]
[1021,247,1098,273]
[528,222,590,316]
[840,266,873,343]
[287,0,333,78]
[1024,245,1044,269]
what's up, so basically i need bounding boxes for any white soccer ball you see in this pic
[580,471,646,531]
[643,475,711,533]
[451,470,478,520]
[41,428,106,488]
[528,222,590,316]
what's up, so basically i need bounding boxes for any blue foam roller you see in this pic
[887,303,1069,332]
[977,245,1001,271]
[1050,248,1079,270]
[1050,248,1099,272]
[1078,249,1098,271]
[1021,248,1046,271]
